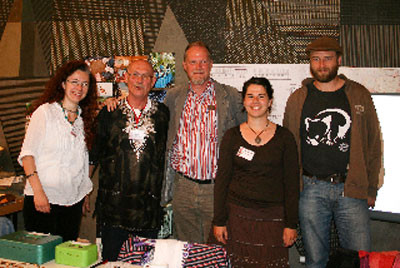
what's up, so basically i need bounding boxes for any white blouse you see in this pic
[18,102,93,206]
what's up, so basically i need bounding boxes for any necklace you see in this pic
[63,106,78,113]
[247,121,270,144]
[59,102,79,125]
[121,98,157,160]
[127,100,146,125]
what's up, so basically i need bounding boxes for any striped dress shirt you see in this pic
[170,80,218,181]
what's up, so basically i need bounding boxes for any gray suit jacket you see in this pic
[161,80,246,204]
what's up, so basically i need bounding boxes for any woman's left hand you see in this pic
[82,195,90,215]
[282,227,297,247]
[213,225,229,245]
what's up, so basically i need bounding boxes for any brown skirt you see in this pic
[225,203,289,268]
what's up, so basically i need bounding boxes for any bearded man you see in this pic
[283,37,382,268]
[162,41,245,243]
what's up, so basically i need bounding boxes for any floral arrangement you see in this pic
[149,52,175,89]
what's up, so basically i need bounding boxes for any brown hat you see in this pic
[306,37,342,54]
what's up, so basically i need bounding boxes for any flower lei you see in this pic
[120,97,158,160]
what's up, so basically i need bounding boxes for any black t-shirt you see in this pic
[300,82,351,177]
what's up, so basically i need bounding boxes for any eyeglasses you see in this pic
[127,72,153,80]
[66,79,89,88]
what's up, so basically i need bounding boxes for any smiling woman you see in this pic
[17,60,98,241]
[212,77,300,267]
[62,71,90,124]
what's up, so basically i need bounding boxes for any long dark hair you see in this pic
[32,60,98,150]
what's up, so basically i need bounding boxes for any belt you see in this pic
[177,171,215,184]
[303,169,347,184]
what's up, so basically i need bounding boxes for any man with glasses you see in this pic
[90,59,169,261]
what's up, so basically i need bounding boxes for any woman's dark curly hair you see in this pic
[32,60,98,150]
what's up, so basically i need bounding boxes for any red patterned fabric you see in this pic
[393,254,400,268]
[117,236,231,267]
[359,250,400,268]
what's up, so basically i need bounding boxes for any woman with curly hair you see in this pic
[18,60,98,241]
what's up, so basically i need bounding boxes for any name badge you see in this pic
[129,129,146,142]
[236,146,255,161]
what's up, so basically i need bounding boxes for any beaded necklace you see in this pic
[121,97,157,160]
[59,102,79,125]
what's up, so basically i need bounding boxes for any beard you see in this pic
[189,71,209,85]
[191,77,208,85]
[310,64,339,83]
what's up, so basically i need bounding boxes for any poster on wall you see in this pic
[340,68,400,94]
[85,56,114,102]
[149,52,175,89]
[148,52,175,102]
[211,64,309,124]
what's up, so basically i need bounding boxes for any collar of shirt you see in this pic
[121,96,152,117]
[188,79,214,99]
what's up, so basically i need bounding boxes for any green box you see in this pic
[0,231,63,264]
[55,241,98,267]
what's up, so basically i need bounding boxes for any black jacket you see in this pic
[90,100,169,231]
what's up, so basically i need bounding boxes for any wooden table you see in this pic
[0,175,25,228]
[0,195,24,216]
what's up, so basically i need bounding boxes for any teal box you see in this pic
[0,231,63,264]
[55,241,98,267]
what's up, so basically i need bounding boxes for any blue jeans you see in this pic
[0,217,15,237]
[299,176,370,268]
